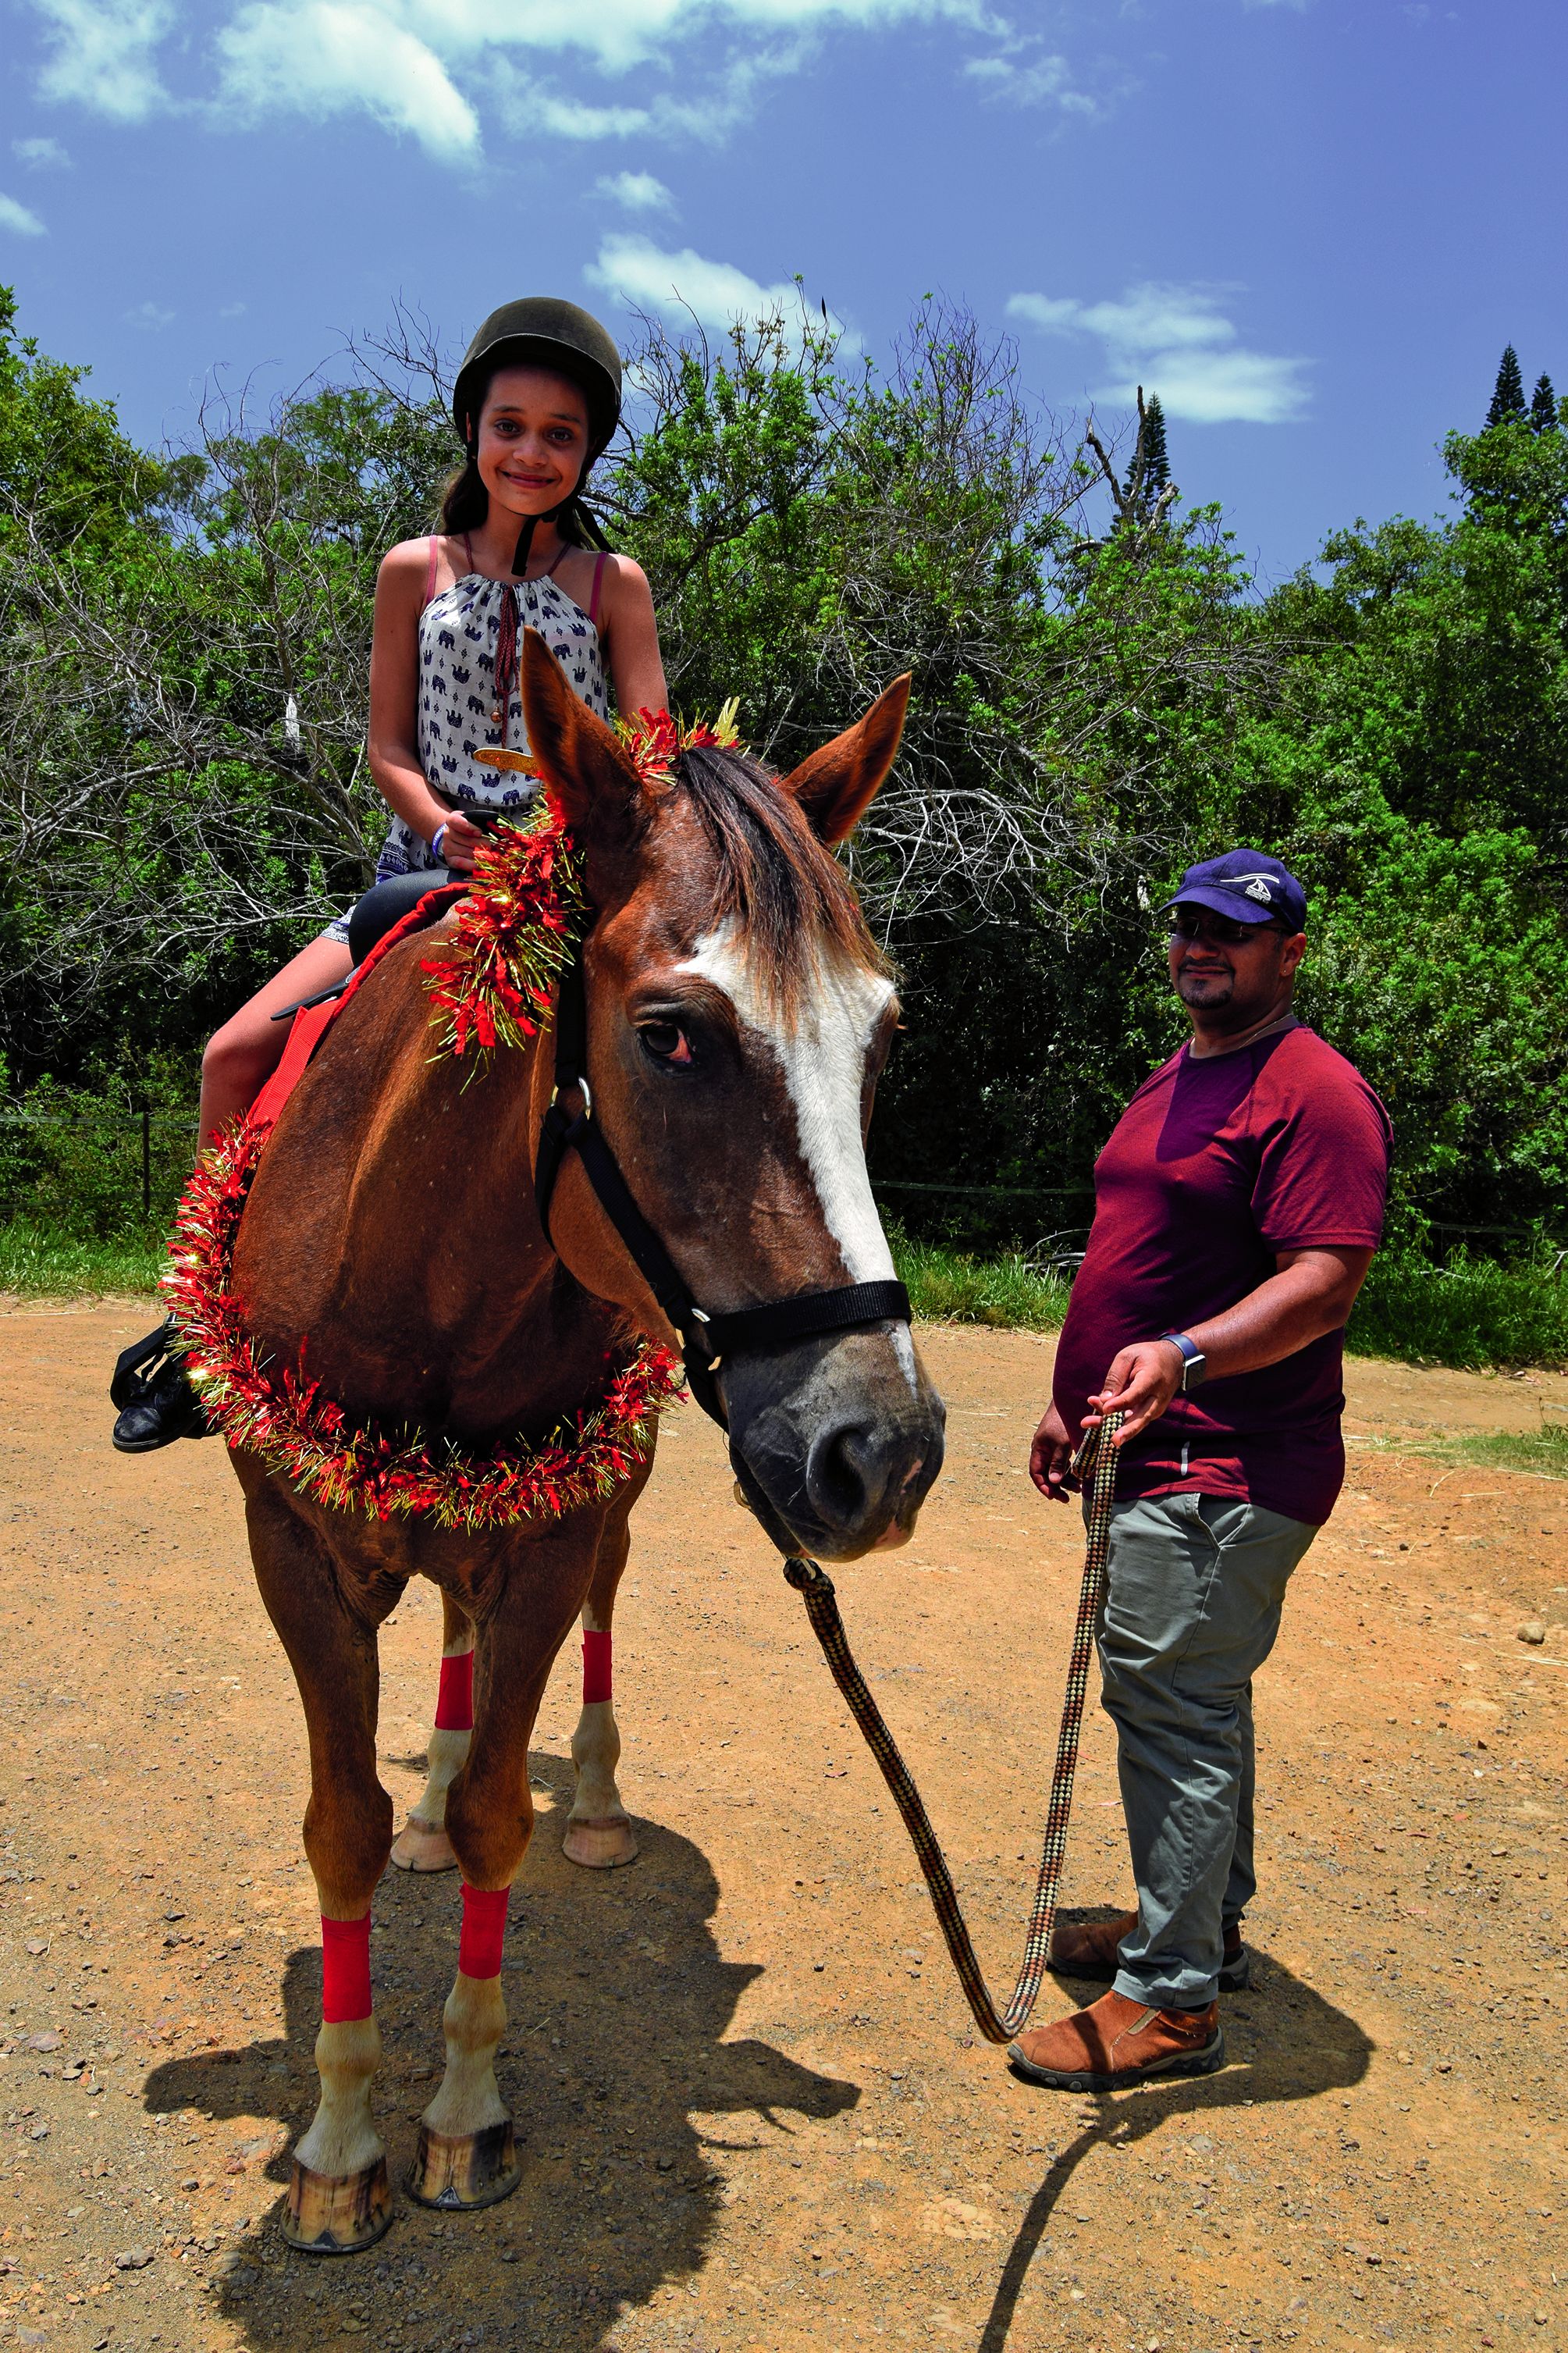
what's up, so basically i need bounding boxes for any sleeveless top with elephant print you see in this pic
[325,536,608,942]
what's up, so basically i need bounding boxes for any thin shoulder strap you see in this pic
[422,533,439,610]
[588,550,608,627]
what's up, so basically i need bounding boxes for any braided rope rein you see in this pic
[782,1411,1122,2046]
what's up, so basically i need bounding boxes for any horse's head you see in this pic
[521,632,945,1563]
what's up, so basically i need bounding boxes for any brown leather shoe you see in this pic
[1008,1988,1225,2092]
[1050,1910,1250,1992]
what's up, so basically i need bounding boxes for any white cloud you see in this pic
[30,0,173,122]
[215,2,480,160]
[396,0,980,75]
[586,233,847,344]
[597,168,674,212]
[125,298,175,326]
[492,43,807,148]
[29,0,984,160]
[525,89,653,140]
[1007,280,1309,424]
[12,135,73,167]
[0,194,48,235]
[963,41,1097,113]
[219,300,247,316]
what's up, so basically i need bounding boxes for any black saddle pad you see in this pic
[346,868,460,967]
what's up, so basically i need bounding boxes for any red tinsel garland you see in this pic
[421,801,583,1059]
[162,1117,681,1529]
[617,699,741,784]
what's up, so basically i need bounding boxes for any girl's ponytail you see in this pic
[438,438,488,536]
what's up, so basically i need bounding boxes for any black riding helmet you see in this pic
[453,297,622,574]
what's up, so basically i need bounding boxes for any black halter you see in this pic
[533,940,911,1430]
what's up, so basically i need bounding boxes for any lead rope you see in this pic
[780,1410,1122,2046]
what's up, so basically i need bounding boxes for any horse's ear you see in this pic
[778,674,911,845]
[519,628,642,841]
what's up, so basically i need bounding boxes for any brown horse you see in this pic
[226,635,945,2252]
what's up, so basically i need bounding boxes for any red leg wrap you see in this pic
[582,1628,612,1706]
[321,1913,372,2024]
[458,1884,508,1979]
[434,1648,475,1732]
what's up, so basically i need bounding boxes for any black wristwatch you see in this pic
[1160,1331,1207,1391]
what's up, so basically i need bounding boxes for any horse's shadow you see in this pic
[978,1915,1374,2352]
[144,1752,857,2350]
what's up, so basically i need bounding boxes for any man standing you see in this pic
[1011,848,1391,2093]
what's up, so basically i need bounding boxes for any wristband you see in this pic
[1159,1331,1207,1391]
[431,821,449,863]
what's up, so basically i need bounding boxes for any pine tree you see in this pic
[1141,393,1171,492]
[1486,345,1527,426]
[1530,372,1558,432]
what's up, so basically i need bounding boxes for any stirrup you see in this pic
[111,1318,178,1410]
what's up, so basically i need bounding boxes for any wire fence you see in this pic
[0,1093,195,1235]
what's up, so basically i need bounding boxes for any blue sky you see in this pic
[2,0,1562,582]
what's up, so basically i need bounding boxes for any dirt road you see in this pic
[0,1306,1564,2353]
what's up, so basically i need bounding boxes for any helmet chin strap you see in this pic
[510,504,559,578]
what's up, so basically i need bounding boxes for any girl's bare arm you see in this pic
[598,554,668,718]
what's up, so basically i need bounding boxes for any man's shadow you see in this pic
[977,1917,1373,2353]
[145,1753,857,2350]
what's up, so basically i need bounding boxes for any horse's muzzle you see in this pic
[720,1326,946,1563]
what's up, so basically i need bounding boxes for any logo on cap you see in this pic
[1243,878,1272,902]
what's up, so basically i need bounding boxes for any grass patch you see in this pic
[0,1219,163,1299]
[1347,1419,1568,1483]
[1446,1422,1568,1479]
[1347,1250,1568,1372]
[890,1230,1070,1333]
[6,1208,1565,1388]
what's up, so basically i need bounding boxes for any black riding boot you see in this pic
[110,1319,212,1454]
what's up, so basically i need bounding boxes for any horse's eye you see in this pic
[638,1020,692,1066]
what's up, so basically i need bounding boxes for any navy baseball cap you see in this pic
[1158,848,1307,933]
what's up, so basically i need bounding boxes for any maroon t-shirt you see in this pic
[1052,1023,1391,1525]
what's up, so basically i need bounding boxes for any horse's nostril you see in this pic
[805,1421,879,1529]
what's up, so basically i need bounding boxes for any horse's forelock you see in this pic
[670,742,890,1014]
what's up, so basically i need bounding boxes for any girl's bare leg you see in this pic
[198,935,353,1145]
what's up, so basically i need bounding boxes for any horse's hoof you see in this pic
[282,2154,394,2254]
[405,2120,521,2211]
[563,1814,639,1869]
[389,1817,458,1874]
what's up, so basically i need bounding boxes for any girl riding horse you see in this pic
[111,294,666,1453]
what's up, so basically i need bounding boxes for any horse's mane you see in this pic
[671,742,891,1016]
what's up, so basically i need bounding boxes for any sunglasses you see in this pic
[1165,910,1286,946]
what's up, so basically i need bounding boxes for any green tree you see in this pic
[1258,404,1568,1239]
[1,326,457,1074]
[1141,393,1171,492]
[1486,344,1527,426]
[0,282,196,553]
[1531,371,1559,432]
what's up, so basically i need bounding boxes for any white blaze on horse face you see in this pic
[681,924,916,1383]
